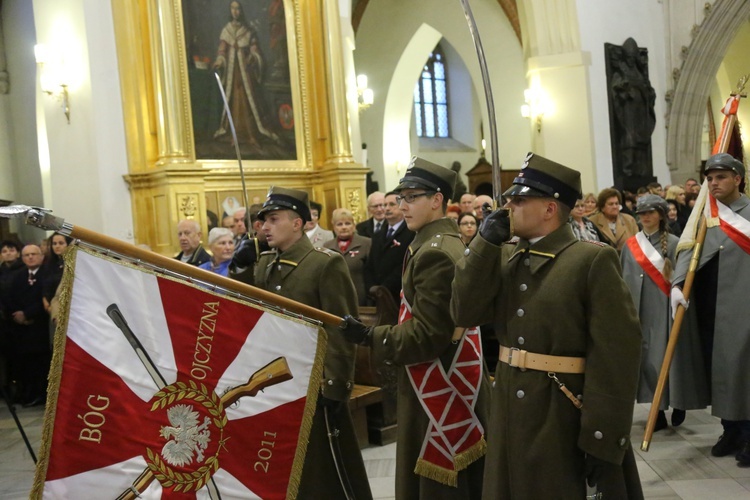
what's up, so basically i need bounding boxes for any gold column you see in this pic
[147,0,194,165]
[321,0,353,166]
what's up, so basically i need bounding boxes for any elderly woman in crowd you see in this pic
[582,192,597,216]
[199,227,235,277]
[588,188,639,251]
[457,212,478,246]
[324,208,371,306]
[568,199,602,242]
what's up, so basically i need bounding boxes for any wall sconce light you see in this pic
[520,87,550,133]
[34,44,71,124]
[357,74,374,111]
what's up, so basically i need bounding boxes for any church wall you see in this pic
[1,0,44,242]
[30,0,133,241]
[576,0,671,190]
[354,0,530,195]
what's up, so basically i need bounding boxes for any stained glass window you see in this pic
[414,45,449,138]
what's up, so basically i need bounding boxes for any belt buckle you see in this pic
[507,347,526,371]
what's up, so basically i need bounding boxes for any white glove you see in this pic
[670,287,688,319]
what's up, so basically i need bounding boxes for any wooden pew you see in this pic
[347,286,399,447]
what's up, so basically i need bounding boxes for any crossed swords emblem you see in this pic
[106,304,294,500]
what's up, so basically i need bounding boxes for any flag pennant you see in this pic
[32,246,325,499]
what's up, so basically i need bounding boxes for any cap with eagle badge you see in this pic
[502,152,582,209]
[703,153,745,178]
[257,186,312,223]
[394,156,457,200]
[635,193,668,216]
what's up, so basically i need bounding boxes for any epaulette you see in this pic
[582,240,608,247]
[314,246,336,256]
[427,233,447,249]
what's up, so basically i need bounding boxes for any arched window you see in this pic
[414,46,449,138]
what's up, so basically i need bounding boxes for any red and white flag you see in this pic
[32,246,325,499]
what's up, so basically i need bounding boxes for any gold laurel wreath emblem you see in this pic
[145,380,227,493]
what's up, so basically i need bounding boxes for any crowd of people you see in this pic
[2,150,748,498]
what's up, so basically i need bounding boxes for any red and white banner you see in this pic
[399,294,485,487]
[33,247,324,499]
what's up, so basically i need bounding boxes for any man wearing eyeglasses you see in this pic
[341,157,490,499]
[356,191,386,237]
[3,244,51,407]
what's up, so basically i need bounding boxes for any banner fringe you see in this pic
[286,325,327,499]
[453,436,487,471]
[414,458,458,487]
[30,245,78,499]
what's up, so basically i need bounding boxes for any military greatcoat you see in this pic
[370,218,490,500]
[673,194,750,421]
[452,224,642,499]
[620,231,709,410]
[233,235,372,499]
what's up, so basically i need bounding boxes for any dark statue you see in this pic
[605,38,657,191]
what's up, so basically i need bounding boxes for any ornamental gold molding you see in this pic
[112,0,367,252]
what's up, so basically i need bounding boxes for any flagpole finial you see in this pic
[732,74,748,97]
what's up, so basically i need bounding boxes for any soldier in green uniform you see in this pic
[231,187,372,500]
[340,157,490,499]
[451,153,643,499]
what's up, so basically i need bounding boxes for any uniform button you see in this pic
[719,245,724,250]
[327,380,333,386]
[464,248,470,256]
[639,274,643,278]
[492,380,496,388]
[346,381,352,389]
[517,337,525,345]
[385,360,393,366]
[275,285,281,291]
[594,431,603,440]
[523,258,530,266]
[436,234,441,238]
[618,437,627,447]
[517,309,525,317]
[519,284,527,291]
[277,265,282,270]
[516,390,525,399]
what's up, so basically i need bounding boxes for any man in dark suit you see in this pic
[356,191,386,237]
[4,244,50,406]
[365,191,414,304]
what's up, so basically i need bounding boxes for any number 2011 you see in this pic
[254,431,276,473]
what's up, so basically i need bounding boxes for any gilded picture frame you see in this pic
[175,0,311,172]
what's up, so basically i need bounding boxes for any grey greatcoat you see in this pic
[370,218,490,499]
[620,231,709,410]
[673,194,750,421]
[232,235,372,500]
[452,224,643,499]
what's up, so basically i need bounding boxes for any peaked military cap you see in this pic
[257,186,311,223]
[635,193,668,215]
[703,153,745,178]
[395,156,457,200]
[502,152,582,209]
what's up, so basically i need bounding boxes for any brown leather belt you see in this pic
[499,345,585,374]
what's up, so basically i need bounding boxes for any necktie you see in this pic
[374,221,382,233]
[385,226,394,240]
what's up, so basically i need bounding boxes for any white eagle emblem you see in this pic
[159,404,212,467]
